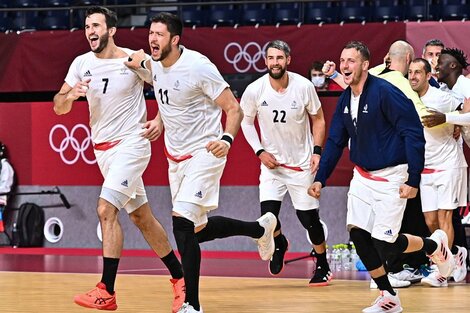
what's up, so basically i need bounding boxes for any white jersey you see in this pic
[65,48,147,143]
[448,75,470,102]
[240,72,321,169]
[421,86,466,169]
[150,47,228,157]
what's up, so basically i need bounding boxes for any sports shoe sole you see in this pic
[74,297,118,311]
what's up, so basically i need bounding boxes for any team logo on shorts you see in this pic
[194,191,203,198]
[384,229,393,236]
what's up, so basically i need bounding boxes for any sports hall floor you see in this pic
[0,248,468,312]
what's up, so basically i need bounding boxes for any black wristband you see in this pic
[313,145,322,155]
[140,59,146,69]
[221,134,233,145]
[256,149,265,157]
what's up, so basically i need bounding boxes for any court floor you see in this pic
[0,248,468,312]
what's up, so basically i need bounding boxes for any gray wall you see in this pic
[8,185,350,252]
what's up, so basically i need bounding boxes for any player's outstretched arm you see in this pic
[53,79,90,115]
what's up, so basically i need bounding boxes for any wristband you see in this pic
[329,71,339,79]
[256,149,265,157]
[140,59,147,69]
[221,133,233,148]
[313,145,322,155]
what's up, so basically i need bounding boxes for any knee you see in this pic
[96,201,118,224]
[261,201,282,231]
[296,209,325,245]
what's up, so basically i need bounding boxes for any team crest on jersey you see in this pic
[84,70,92,77]
[291,101,298,109]
[343,106,349,114]
[120,67,129,75]
[173,80,181,91]
[261,100,268,107]
[362,104,368,113]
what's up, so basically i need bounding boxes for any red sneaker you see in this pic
[171,278,186,313]
[74,282,117,310]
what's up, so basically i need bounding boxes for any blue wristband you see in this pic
[329,71,339,79]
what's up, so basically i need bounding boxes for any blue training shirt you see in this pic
[315,74,425,188]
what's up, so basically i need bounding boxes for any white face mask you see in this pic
[311,76,326,87]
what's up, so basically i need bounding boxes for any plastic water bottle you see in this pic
[333,244,342,271]
[11,222,19,248]
[350,243,359,271]
[341,244,352,271]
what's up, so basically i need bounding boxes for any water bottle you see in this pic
[332,244,342,272]
[350,243,359,271]
[11,222,19,248]
[341,244,352,271]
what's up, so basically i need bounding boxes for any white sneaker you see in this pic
[369,274,411,289]
[428,229,455,277]
[421,270,448,287]
[391,267,423,283]
[255,212,277,261]
[452,246,468,282]
[177,302,203,313]
[362,290,403,313]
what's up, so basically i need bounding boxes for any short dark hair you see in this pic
[151,12,183,38]
[412,58,432,74]
[423,39,445,50]
[85,6,118,28]
[441,48,469,69]
[310,61,324,72]
[265,40,291,57]
[344,41,370,61]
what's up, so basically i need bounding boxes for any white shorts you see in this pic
[420,167,467,212]
[168,150,226,226]
[259,166,319,211]
[95,134,150,212]
[347,165,408,243]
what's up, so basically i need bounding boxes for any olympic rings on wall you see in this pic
[49,124,96,165]
[224,42,269,73]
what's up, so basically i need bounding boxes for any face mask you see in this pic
[311,76,326,87]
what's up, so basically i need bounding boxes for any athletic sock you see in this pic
[196,216,264,243]
[373,274,395,295]
[422,238,438,255]
[274,233,287,247]
[101,257,120,294]
[173,216,201,311]
[161,250,183,279]
[314,251,329,270]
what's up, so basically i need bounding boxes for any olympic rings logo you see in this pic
[224,42,269,73]
[49,124,96,165]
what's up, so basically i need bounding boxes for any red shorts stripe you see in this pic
[422,168,444,174]
[93,140,121,151]
[355,166,389,182]
[279,164,303,172]
[164,146,192,163]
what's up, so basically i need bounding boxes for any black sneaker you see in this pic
[309,265,332,286]
[268,234,289,275]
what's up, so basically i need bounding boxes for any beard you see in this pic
[268,66,286,79]
[92,32,109,54]
[154,43,172,62]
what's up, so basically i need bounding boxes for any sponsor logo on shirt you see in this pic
[153,74,157,82]
[84,70,92,77]
[343,106,349,114]
[261,100,268,107]
[173,80,180,91]
[362,104,368,113]
[121,180,128,187]
[194,191,203,198]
